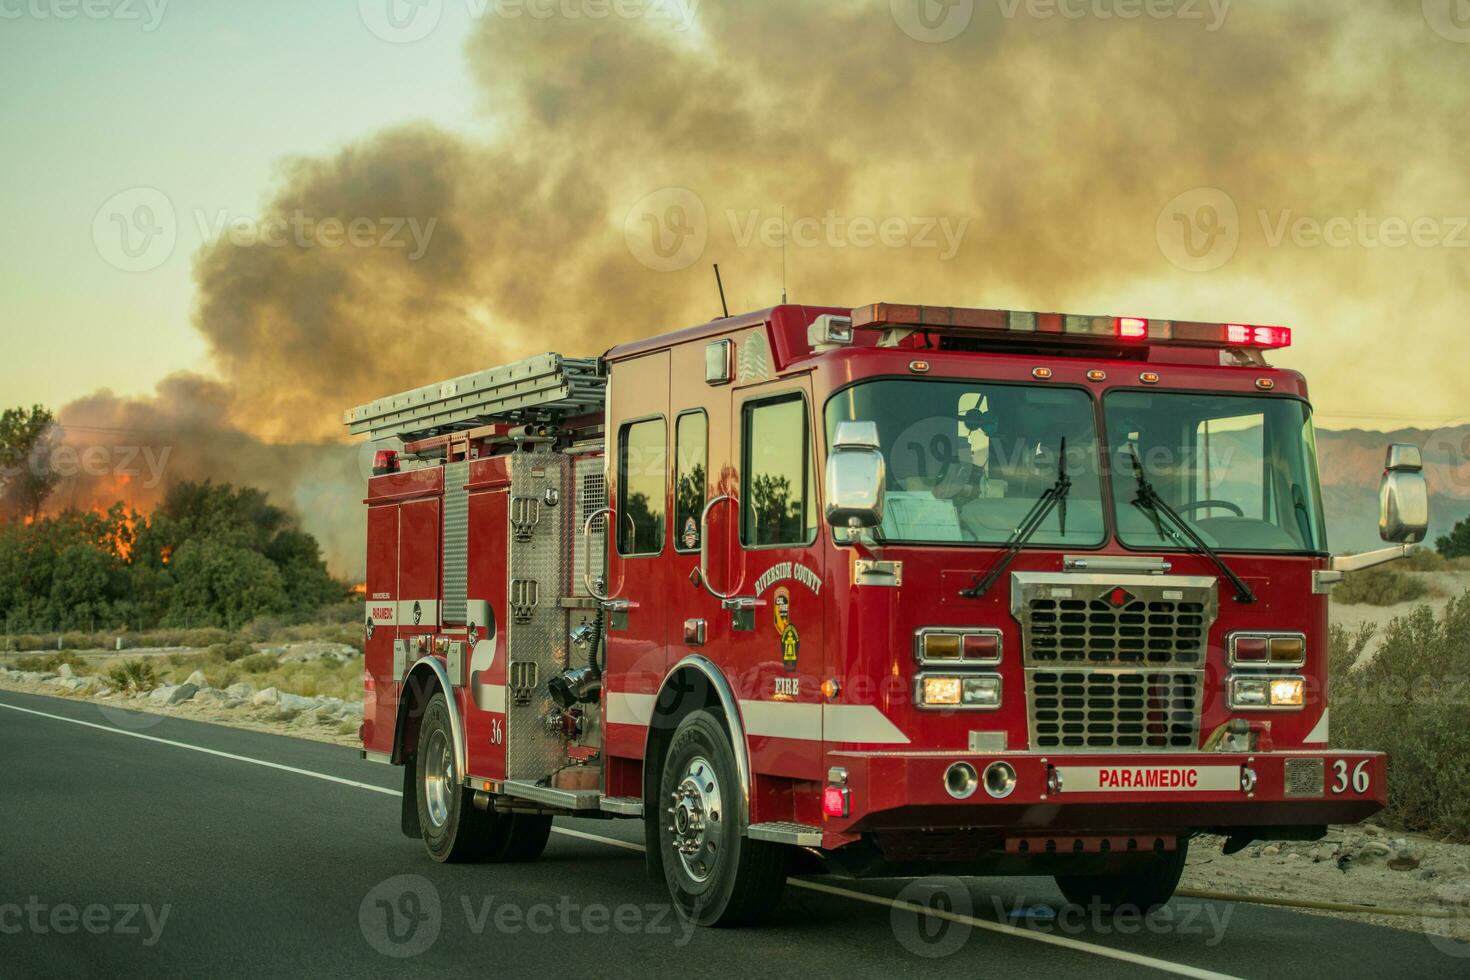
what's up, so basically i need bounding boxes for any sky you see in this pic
[3,0,1470,438]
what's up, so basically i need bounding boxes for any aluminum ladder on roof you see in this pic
[342,353,605,442]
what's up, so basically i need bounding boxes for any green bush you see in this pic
[1332,566,1431,606]
[238,652,279,673]
[107,659,158,693]
[1329,594,1470,840]
[207,640,255,663]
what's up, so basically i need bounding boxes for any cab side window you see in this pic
[618,417,666,556]
[674,411,708,553]
[741,396,815,547]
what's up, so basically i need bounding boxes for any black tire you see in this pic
[413,693,551,863]
[657,709,787,927]
[1054,838,1189,914]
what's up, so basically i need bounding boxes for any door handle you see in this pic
[698,494,748,601]
[581,507,638,610]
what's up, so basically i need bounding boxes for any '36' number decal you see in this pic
[1332,759,1370,794]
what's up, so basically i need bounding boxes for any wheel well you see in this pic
[392,667,441,764]
[642,663,743,819]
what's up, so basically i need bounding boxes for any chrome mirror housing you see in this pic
[826,421,885,530]
[1380,443,1428,544]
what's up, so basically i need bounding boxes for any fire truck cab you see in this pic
[346,302,1428,927]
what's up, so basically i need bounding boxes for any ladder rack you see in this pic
[343,353,605,442]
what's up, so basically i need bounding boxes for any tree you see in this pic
[1436,516,1470,559]
[0,405,61,521]
[164,538,289,630]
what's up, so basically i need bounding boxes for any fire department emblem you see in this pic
[773,586,799,671]
[365,615,375,641]
[412,601,423,625]
[681,515,699,550]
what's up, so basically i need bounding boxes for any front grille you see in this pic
[1029,670,1201,751]
[1025,597,1207,666]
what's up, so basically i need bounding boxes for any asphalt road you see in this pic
[1,687,1465,979]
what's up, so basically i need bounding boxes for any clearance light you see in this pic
[1032,367,1053,380]
[917,628,1003,665]
[1229,674,1306,710]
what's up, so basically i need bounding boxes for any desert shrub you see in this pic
[238,652,279,673]
[207,640,255,663]
[107,659,158,693]
[13,650,84,673]
[1329,594,1470,840]
[1332,566,1431,606]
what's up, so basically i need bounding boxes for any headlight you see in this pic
[916,673,1001,710]
[1229,674,1306,710]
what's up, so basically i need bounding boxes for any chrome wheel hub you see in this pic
[423,728,455,829]
[667,755,722,882]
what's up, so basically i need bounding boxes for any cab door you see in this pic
[601,350,671,762]
[722,377,826,782]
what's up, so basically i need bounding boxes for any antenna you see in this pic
[780,205,788,304]
[713,264,729,318]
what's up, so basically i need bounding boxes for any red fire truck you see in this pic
[346,302,1428,926]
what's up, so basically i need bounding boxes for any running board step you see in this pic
[747,822,823,846]
[501,779,601,812]
[599,796,643,817]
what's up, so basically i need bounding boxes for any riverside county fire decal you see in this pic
[755,563,820,672]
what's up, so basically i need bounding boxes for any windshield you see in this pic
[1104,391,1327,554]
[825,380,1106,546]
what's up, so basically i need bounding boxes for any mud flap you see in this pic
[401,757,422,839]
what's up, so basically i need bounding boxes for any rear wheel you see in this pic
[1054,838,1189,914]
[414,693,550,863]
[658,709,787,927]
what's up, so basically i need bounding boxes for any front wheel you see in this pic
[414,693,550,863]
[658,710,787,927]
[1054,837,1189,914]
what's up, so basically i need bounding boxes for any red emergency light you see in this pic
[849,304,1292,351]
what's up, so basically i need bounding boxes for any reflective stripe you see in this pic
[1304,707,1329,744]
[741,700,910,745]
[606,691,656,726]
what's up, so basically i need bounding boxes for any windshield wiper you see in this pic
[1124,445,1256,604]
[961,438,1071,600]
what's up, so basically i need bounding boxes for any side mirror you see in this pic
[1380,443,1428,544]
[825,421,885,530]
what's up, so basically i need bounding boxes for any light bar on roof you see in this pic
[847,303,1290,350]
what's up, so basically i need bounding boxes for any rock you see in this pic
[1309,846,1335,863]
[272,692,319,718]
[1390,846,1426,872]
[195,688,229,703]
[184,670,210,690]
[250,687,281,707]
[223,698,244,709]
[148,682,198,706]
[225,682,255,699]
[1363,824,1384,837]
[1356,841,1394,865]
[1284,853,1301,862]
[1262,845,1280,857]
[56,663,74,678]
